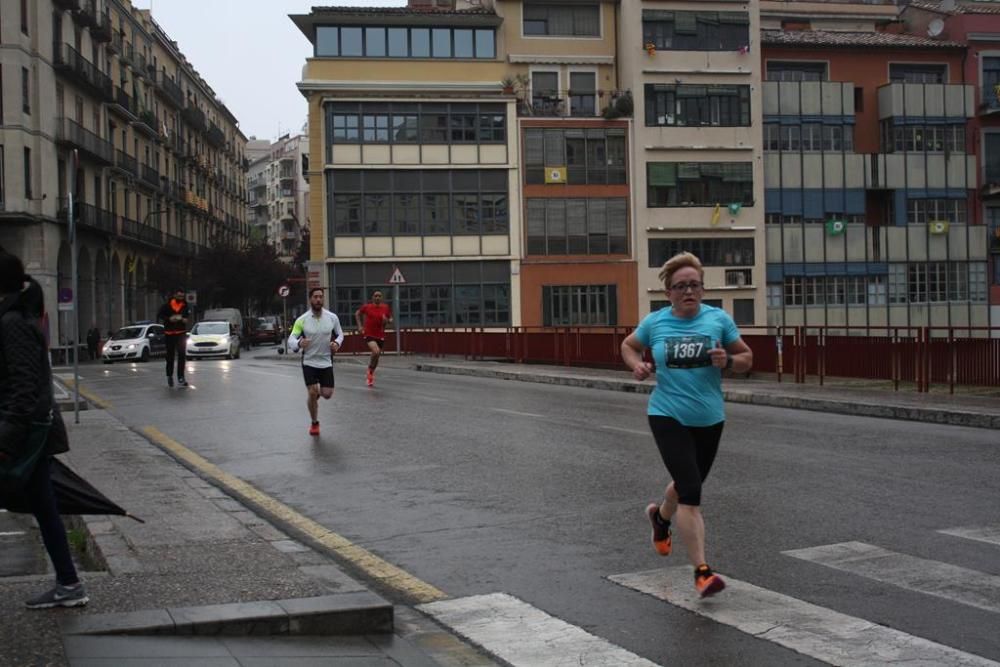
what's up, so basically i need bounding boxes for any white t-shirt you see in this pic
[287,308,345,369]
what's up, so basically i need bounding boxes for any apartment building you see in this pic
[0,0,247,344]
[761,0,990,330]
[292,2,519,327]
[500,0,637,328]
[246,132,309,262]
[902,0,1000,326]
[619,1,766,326]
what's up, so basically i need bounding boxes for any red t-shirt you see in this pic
[359,303,392,339]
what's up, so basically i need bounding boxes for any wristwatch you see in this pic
[725,354,734,370]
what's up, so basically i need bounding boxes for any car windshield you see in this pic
[112,327,144,340]
[256,319,274,329]
[192,322,229,335]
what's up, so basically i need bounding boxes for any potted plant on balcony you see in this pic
[645,41,656,56]
[501,76,515,95]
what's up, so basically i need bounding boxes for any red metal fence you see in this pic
[343,326,1000,393]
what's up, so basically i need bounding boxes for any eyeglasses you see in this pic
[670,281,704,292]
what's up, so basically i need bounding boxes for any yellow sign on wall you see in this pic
[544,167,567,184]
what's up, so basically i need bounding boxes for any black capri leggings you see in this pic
[648,415,725,506]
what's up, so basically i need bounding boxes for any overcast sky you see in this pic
[133,1,406,141]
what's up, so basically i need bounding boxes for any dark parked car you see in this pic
[250,316,282,346]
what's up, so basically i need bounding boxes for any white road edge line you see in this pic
[938,525,1000,547]
[610,567,998,667]
[601,425,649,436]
[419,592,659,667]
[491,408,544,418]
[783,541,1000,615]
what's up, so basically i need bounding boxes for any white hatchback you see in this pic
[102,323,166,363]
[186,320,241,359]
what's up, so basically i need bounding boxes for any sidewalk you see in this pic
[0,406,497,666]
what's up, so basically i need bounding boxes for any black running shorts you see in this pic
[647,415,724,506]
[364,336,385,350]
[302,365,334,388]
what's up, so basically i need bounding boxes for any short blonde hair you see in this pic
[658,252,704,288]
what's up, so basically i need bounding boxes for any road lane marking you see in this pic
[783,541,1000,614]
[601,425,648,436]
[140,425,446,604]
[491,408,543,418]
[59,378,112,409]
[610,567,998,666]
[419,593,659,667]
[938,525,1000,547]
[0,531,26,537]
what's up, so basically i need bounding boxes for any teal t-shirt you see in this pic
[634,304,741,427]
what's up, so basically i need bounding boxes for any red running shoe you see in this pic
[308,422,320,436]
[694,564,726,598]
[366,368,374,387]
[645,503,672,556]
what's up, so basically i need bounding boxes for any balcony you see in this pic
[877,83,975,120]
[56,200,116,235]
[132,110,159,138]
[92,9,112,42]
[206,123,226,148]
[114,149,139,178]
[762,81,854,117]
[72,0,98,28]
[53,44,113,100]
[156,71,185,108]
[182,104,207,133]
[120,42,135,68]
[52,0,79,9]
[517,90,629,118]
[164,233,197,257]
[119,217,163,247]
[865,153,977,190]
[140,164,160,189]
[55,118,114,165]
[107,28,120,54]
[109,86,137,118]
[982,179,1000,201]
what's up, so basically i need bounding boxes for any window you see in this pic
[766,284,782,308]
[524,4,600,37]
[733,299,754,325]
[327,169,508,238]
[543,285,617,326]
[0,146,4,209]
[645,84,751,127]
[526,198,627,256]
[327,102,504,148]
[783,277,803,305]
[315,25,494,59]
[21,0,29,35]
[22,67,30,114]
[889,63,946,84]
[885,123,965,153]
[648,238,754,267]
[531,71,560,114]
[569,72,597,117]
[643,10,749,51]
[524,128,626,185]
[986,134,1000,184]
[906,199,966,225]
[984,57,1000,111]
[766,61,827,82]
[647,162,753,207]
[23,147,31,199]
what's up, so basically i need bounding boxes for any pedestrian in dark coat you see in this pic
[86,325,100,360]
[0,248,89,609]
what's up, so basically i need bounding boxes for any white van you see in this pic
[201,308,243,339]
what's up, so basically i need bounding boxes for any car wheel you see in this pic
[234,345,240,359]
[140,347,150,363]
[103,359,112,364]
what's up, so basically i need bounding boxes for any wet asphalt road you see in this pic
[65,348,1000,666]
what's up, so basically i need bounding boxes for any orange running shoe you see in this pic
[366,368,374,386]
[308,422,320,436]
[645,503,672,556]
[694,564,726,598]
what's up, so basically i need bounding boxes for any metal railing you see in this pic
[115,149,138,177]
[206,123,226,148]
[56,199,116,235]
[157,71,185,108]
[113,86,136,116]
[53,44,112,100]
[140,164,160,188]
[517,89,628,118]
[55,118,114,164]
[182,104,207,132]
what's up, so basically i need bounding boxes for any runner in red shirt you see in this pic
[355,290,392,387]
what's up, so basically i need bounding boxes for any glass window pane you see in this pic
[475,29,494,58]
[387,28,408,57]
[365,27,386,56]
[340,27,363,56]
[316,27,338,56]
[411,28,430,57]
[454,29,474,58]
[432,28,451,58]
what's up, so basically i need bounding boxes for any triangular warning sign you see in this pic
[388,267,406,284]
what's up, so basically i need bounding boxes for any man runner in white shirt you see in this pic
[287,287,344,436]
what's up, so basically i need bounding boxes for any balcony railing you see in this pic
[107,28,121,54]
[56,200,116,235]
[206,123,226,148]
[55,118,114,164]
[114,149,139,177]
[182,104,207,133]
[982,180,1000,200]
[133,110,159,137]
[53,44,113,100]
[52,0,79,9]
[140,164,160,188]
[164,233,197,256]
[119,217,163,247]
[517,89,628,118]
[92,9,112,42]
[111,86,137,117]
[72,0,98,28]
[120,42,135,67]
[877,82,975,121]
[156,71,185,108]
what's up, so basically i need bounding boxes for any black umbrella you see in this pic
[0,458,144,522]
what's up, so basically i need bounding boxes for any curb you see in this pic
[413,363,1000,430]
[57,591,393,637]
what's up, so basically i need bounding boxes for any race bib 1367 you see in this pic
[664,335,713,369]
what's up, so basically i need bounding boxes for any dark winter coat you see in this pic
[0,293,64,460]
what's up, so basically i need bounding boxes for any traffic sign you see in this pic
[58,287,73,303]
[186,290,198,305]
[278,285,290,298]
[388,266,406,284]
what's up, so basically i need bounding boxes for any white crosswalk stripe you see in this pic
[419,592,659,667]
[783,541,1000,614]
[609,567,998,667]
[939,525,1000,547]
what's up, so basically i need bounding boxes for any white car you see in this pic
[102,323,166,363]
[186,321,241,360]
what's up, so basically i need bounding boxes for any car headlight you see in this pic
[126,344,136,350]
